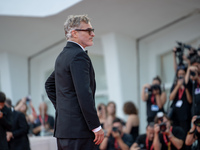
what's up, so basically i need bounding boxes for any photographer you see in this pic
[0,91,12,150]
[97,103,107,129]
[141,76,166,123]
[130,122,154,150]
[99,118,133,150]
[153,113,185,150]
[185,55,200,116]
[169,65,192,134]
[185,115,200,149]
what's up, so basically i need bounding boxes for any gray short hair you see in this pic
[64,15,90,40]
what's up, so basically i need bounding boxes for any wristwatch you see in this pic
[188,130,195,134]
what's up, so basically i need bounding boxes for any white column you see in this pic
[101,33,138,119]
[0,52,28,104]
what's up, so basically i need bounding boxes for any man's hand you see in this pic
[112,131,121,139]
[191,115,197,129]
[144,84,151,89]
[94,129,104,145]
[153,89,160,95]
[177,79,184,87]
[0,111,3,119]
[6,132,13,142]
[154,124,160,134]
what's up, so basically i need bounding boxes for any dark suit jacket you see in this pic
[45,41,100,138]
[0,106,12,150]
[8,110,30,150]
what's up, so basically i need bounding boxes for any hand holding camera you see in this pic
[177,76,184,87]
[112,127,121,139]
[189,66,198,80]
[192,116,200,128]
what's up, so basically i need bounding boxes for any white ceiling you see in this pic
[0,0,200,57]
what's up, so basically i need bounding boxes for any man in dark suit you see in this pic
[45,15,104,150]
[0,92,12,150]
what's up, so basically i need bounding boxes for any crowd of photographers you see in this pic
[1,42,200,150]
[0,92,55,150]
[98,42,200,150]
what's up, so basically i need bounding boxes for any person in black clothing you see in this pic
[99,118,133,150]
[185,55,200,116]
[32,102,54,136]
[123,101,139,143]
[185,115,200,150]
[169,65,192,134]
[130,122,154,150]
[5,99,30,150]
[0,92,12,150]
[153,114,185,150]
[141,76,167,123]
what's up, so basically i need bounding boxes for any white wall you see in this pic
[0,52,28,105]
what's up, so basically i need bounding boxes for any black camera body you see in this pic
[159,122,167,132]
[194,116,200,127]
[147,84,161,94]
[190,71,196,77]
[178,76,184,80]
[112,127,118,132]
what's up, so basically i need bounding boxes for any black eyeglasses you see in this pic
[74,28,94,35]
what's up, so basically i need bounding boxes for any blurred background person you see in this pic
[0,91,12,150]
[130,122,154,150]
[185,55,200,116]
[97,103,107,129]
[15,97,37,135]
[104,101,119,131]
[5,99,30,150]
[153,113,185,150]
[15,97,37,124]
[169,64,192,135]
[185,115,200,150]
[99,118,133,150]
[97,103,107,150]
[141,76,166,123]
[32,102,54,136]
[123,101,139,143]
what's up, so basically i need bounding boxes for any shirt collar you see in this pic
[68,41,85,52]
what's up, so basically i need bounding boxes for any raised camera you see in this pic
[112,127,118,132]
[194,116,200,127]
[190,71,196,77]
[159,122,167,132]
[178,76,184,80]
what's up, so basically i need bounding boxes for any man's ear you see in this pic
[71,30,78,38]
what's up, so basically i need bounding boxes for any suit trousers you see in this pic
[57,138,97,150]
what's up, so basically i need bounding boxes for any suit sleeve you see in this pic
[45,71,57,109]
[12,112,28,138]
[70,52,100,130]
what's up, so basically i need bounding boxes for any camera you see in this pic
[147,84,161,94]
[159,122,167,132]
[112,127,118,132]
[178,76,184,80]
[190,71,196,77]
[98,106,102,111]
[194,116,200,127]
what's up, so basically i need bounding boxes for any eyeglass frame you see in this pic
[74,28,94,35]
